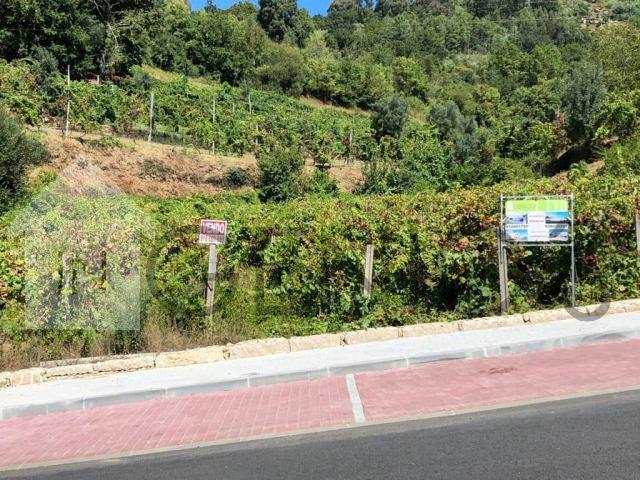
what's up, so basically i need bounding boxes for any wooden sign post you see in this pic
[206,244,218,315]
[199,220,228,317]
[636,211,640,253]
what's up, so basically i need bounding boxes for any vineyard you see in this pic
[0,61,374,165]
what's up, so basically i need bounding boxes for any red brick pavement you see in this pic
[2,339,640,470]
[0,377,353,469]
[355,339,640,421]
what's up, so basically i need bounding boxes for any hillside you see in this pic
[32,127,363,197]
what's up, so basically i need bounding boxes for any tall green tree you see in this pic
[258,0,298,42]
[0,0,101,76]
[562,62,607,143]
[372,95,409,139]
[592,24,640,92]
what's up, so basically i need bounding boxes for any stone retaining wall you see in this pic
[3,299,640,388]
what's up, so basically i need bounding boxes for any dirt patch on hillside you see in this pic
[34,128,255,197]
[32,128,362,197]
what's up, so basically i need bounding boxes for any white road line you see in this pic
[346,374,366,424]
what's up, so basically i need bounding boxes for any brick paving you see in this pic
[2,339,640,470]
[0,377,352,469]
[356,339,640,421]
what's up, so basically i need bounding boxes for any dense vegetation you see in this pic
[1,0,640,192]
[1,0,640,367]
[0,160,638,367]
[0,110,46,210]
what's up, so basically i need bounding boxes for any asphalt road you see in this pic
[6,390,640,480]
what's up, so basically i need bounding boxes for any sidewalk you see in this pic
[2,337,640,472]
[2,310,640,420]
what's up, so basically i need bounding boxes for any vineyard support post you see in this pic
[349,117,354,163]
[363,244,374,298]
[147,92,154,143]
[64,65,71,138]
[62,252,73,311]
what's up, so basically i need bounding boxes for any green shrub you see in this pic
[223,167,255,189]
[257,145,304,202]
[372,95,409,140]
[304,170,338,195]
[602,135,640,176]
[0,110,46,211]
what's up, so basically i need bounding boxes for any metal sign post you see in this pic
[199,220,228,317]
[499,195,576,313]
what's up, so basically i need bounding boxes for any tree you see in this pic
[0,110,46,210]
[0,0,101,77]
[375,0,410,17]
[258,0,298,42]
[593,92,640,143]
[392,56,429,100]
[430,101,465,140]
[592,24,640,92]
[372,95,409,139]
[256,43,307,96]
[562,62,607,143]
[325,0,373,49]
[188,9,268,84]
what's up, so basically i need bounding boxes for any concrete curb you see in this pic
[2,299,640,390]
[2,321,640,420]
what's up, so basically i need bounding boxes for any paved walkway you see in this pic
[3,310,640,420]
[2,339,640,471]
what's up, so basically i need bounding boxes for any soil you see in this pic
[31,127,363,197]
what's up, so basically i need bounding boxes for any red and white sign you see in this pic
[199,220,228,245]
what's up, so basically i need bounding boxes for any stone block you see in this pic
[93,355,155,373]
[289,334,343,352]
[227,338,290,359]
[523,308,573,324]
[343,327,399,345]
[46,364,94,379]
[0,371,11,388]
[459,314,524,332]
[400,322,460,338]
[155,346,225,368]
[10,368,46,386]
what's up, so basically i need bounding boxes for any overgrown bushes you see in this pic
[1,170,638,368]
[0,110,46,211]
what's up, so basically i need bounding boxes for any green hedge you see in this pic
[1,171,639,364]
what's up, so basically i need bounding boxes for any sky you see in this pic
[190,0,332,16]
